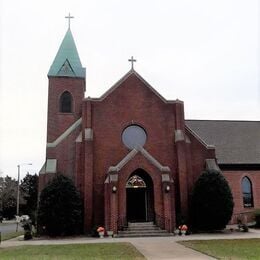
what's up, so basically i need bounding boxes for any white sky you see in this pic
[0,0,259,179]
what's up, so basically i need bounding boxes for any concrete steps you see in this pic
[116,222,173,238]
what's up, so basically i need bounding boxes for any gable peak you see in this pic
[96,69,172,103]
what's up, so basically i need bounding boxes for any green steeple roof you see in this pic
[48,28,85,78]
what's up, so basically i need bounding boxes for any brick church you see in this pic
[39,26,260,234]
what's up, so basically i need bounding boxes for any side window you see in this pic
[242,177,253,208]
[60,91,72,113]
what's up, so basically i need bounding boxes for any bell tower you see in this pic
[43,16,85,179]
[47,18,85,143]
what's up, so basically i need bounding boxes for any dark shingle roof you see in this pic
[185,120,260,164]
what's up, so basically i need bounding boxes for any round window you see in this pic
[122,125,147,149]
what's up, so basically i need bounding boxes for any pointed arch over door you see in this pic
[60,91,73,113]
[126,169,154,222]
[242,176,254,208]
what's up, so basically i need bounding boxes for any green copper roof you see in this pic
[48,28,85,78]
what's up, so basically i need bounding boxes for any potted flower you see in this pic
[107,230,114,238]
[97,226,105,238]
[174,228,180,236]
[179,224,188,235]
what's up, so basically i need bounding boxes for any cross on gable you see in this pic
[65,13,74,29]
[128,56,137,70]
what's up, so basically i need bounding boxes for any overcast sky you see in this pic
[0,0,259,179]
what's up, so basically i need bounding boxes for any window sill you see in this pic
[58,112,74,115]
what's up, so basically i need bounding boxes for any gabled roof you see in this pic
[186,120,260,164]
[48,28,85,78]
[90,69,179,104]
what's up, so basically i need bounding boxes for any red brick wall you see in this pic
[186,131,216,188]
[84,74,178,226]
[41,72,221,233]
[79,73,215,230]
[47,76,85,142]
[224,170,260,223]
[40,76,85,189]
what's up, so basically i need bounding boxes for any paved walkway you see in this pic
[1,228,260,259]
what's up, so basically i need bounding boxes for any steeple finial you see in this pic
[128,56,137,70]
[65,13,74,29]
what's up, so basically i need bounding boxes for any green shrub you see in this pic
[37,175,82,236]
[241,224,249,232]
[24,230,33,240]
[191,169,234,231]
[91,225,99,237]
[254,209,260,228]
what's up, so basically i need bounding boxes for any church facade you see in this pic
[39,27,260,234]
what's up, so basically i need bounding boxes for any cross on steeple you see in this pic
[128,56,137,70]
[65,13,74,29]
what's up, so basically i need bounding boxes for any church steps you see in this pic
[122,225,161,230]
[116,222,173,238]
[116,232,172,238]
[118,230,169,234]
[122,227,161,231]
[127,222,154,227]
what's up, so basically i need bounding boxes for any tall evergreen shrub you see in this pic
[191,169,234,231]
[37,175,82,236]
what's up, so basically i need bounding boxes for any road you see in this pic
[0,222,23,234]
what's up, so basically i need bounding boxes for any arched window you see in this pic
[126,175,147,188]
[242,177,253,207]
[60,91,72,113]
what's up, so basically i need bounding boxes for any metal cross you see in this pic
[65,13,74,29]
[128,56,137,70]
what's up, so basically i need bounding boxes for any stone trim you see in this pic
[39,163,46,175]
[185,135,191,144]
[47,118,82,147]
[206,159,220,171]
[108,147,170,173]
[175,129,185,142]
[76,132,82,142]
[86,70,180,104]
[85,128,93,141]
[108,149,138,172]
[46,159,57,173]
[140,148,171,172]
[161,173,170,182]
[104,176,109,184]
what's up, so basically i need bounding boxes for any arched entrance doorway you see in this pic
[126,169,154,222]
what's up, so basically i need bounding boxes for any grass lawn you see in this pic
[179,239,260,260]
[0,243,145,260]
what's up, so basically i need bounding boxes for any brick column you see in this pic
[83,100,93,233]
[104,178,111,231]
[173,100,189,218]
[175,134,189,218]
[84,129,93,232]
[109,173,119,233]
[75,135,84,195]
[162,173,175,232]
